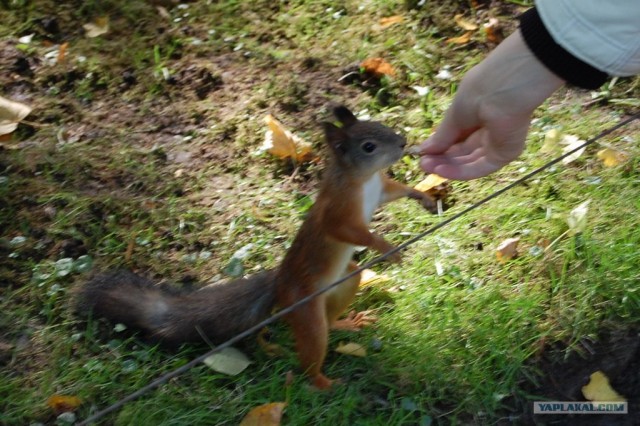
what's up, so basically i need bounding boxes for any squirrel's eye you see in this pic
[361,141,377,153]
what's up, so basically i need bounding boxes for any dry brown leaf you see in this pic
[124,239,135,263]
[284,370,295,387]
[83,16,110,38]
[582,371,626,402]
[414,174,448,192]
[0,96,32,136]
[597,148,627,167]
[454,14,478,31]
[446,31,473,45]
[496,237,519,263]
[157,6,171,19]
[484,18,503,43]
[57,42,69,63]
[335,342,367,357]
[239,402,287,426]
[378,15,404,29]
[262,114,313,162]
[360,57,396,78]
[47,395,81,414]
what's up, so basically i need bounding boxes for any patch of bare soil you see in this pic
[506,330,640,426]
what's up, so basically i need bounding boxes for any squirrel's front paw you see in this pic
[410,190,438,214]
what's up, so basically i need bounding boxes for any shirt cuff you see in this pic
[519,7,608,89]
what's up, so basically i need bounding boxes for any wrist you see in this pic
[519,7,608,90]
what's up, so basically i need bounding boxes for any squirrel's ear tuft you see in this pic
[322,121,348,156]
[332,105,358,128]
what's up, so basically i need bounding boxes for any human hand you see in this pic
[419,30,565,180]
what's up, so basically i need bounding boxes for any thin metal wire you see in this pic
[77,111,639,425]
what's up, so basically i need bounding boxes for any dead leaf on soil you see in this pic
[335,342,367,357]
[284,370,295,387]
[376,15,404,30]
[83,16,110,38]
[581,370,626,402]
[446,31,473,45]
[262,114,314,162]
[484,18,503,43]
[0,95,32,136]
[414,174,448,192]
[597,148,627,167]
[47,395,81,414]
[454,14,478,31]
[539,129,561,153]
[203,346,251,375]
[240,402,287,426]
[57,42,69,63]
[414,174,450,201]
[157,6,171,19]
[496,237,519,263]
[567,200,590,235]
[360,57,396,78]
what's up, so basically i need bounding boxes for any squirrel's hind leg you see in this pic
[326,262,378,331]
[286,298,333,389]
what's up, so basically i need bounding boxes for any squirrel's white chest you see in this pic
[361,173,383,223]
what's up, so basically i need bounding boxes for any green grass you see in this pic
[1,0,639,424]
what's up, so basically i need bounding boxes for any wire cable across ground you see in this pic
[77,111,639,425]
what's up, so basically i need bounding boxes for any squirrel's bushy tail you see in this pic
[75,269,277,346]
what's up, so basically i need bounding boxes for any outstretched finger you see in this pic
[428,156,503,180]
[419,108,480,155]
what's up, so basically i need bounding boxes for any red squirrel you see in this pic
[75,105,437,389]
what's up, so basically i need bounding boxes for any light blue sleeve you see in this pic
[536,0,640,76]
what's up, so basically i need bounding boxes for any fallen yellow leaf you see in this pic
[496,237,519,263]
[0,96,32,136]
[360,269,390,287]
[83,16,109,38]
[262,114,313,162]
[454,14,478,31]
[446,31,473,45]
[414,174,448,192]
[539,129,561,153]
[47,395,81,414]
[582,371,626,402]
[335,342,367,357]
[597,148,627,167]
[378,15,404,29]
[239,402,287,426]
[360,57,396,78]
